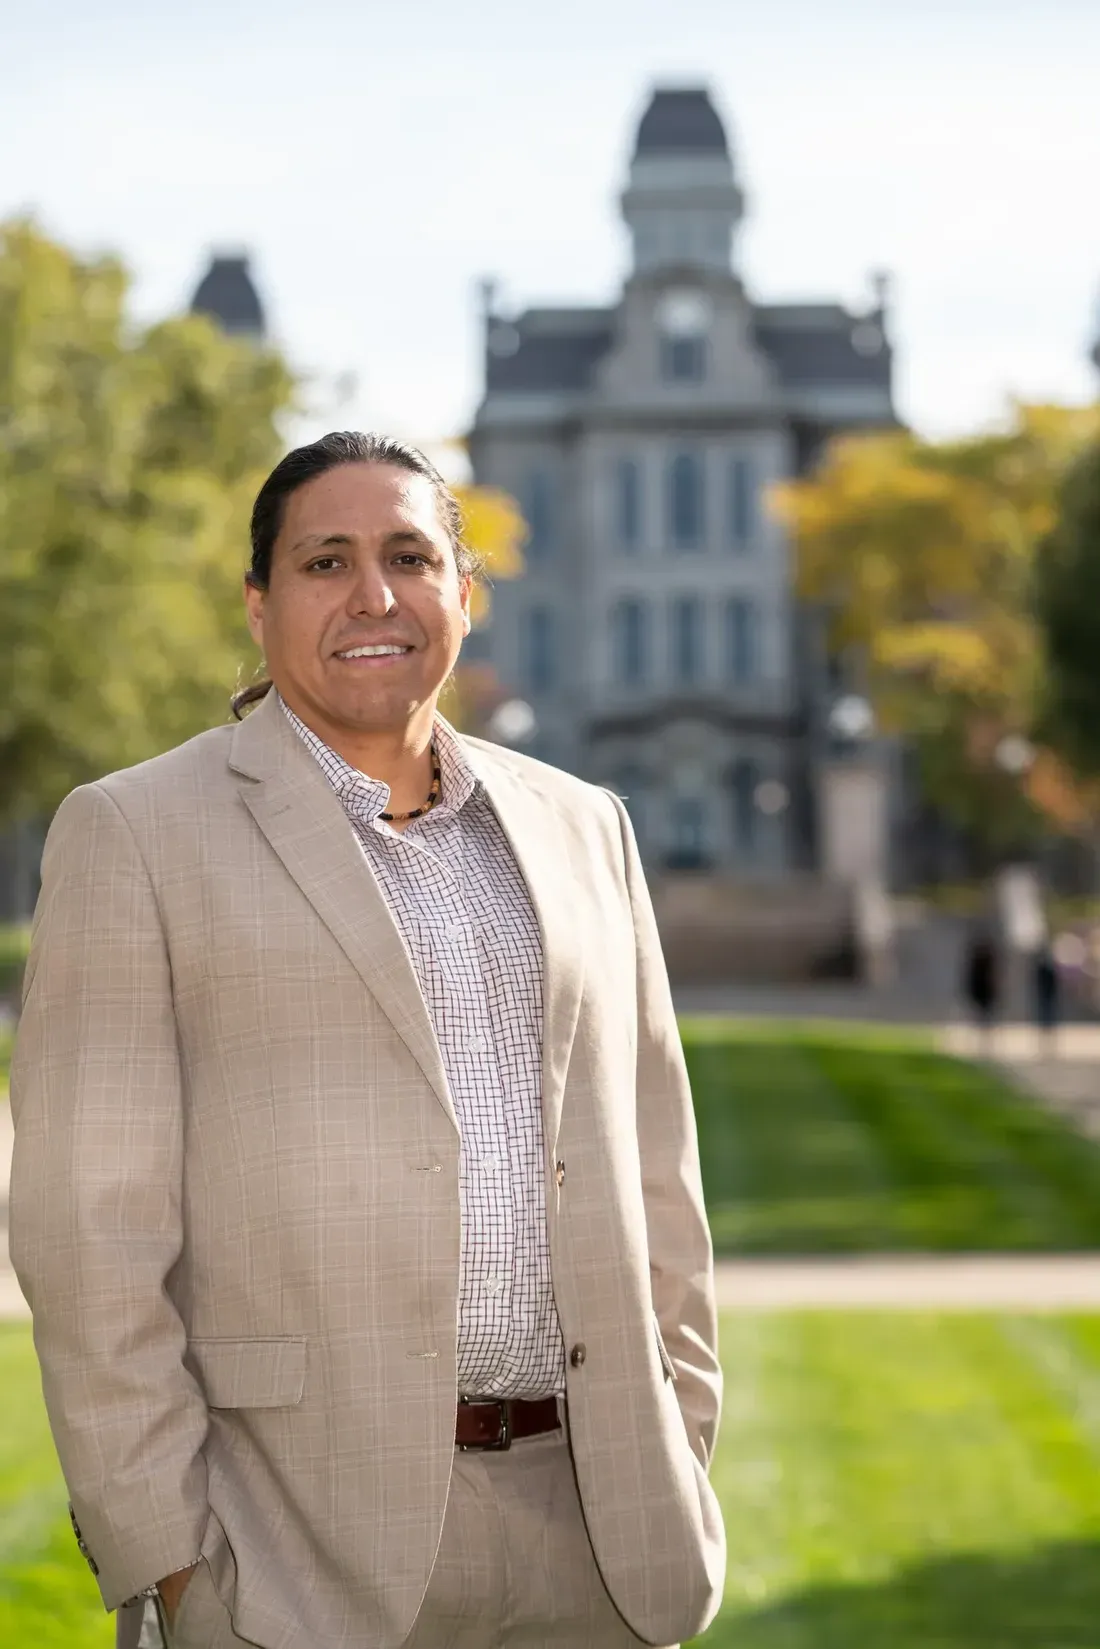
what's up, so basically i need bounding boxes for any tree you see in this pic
[771,403,1100,858]
[1034,438,1100,779]
[0,219,296,824]
[442,474,527,736]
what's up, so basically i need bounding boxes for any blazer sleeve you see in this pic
[603,789,722,1472]
[9,782,209,1610]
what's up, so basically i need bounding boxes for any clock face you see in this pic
[656,289,712,337]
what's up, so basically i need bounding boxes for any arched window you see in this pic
[726,597,758,686]
[728,456,756,551]
[523,470,554,563]
[611,599,649,687]
[668,452,705,550]
[523,606,557,693]
[671,596,705,687]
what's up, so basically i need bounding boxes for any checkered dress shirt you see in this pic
[280,695,566,1397]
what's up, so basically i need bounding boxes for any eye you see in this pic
[394,552,433,568]
[305,555,344,573]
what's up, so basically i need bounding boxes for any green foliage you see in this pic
[0,219,296,822]
[1035,438,1100,777]
[684,1023,1100,1253]
[773,404,1100,847]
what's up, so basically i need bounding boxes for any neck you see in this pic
[279,690,439,816]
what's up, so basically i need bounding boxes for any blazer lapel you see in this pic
[472,757,586,1157]
[228,693,456,1130]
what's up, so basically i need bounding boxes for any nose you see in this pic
[346,560,397,618]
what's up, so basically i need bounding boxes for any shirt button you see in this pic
[467,1034,488,1055]
[570,1343,587,1368]
[481,1155,500,1173]
[485,1276,504,1296]
[444,923,464,941]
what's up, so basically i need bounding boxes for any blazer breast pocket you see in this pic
[187,1336,307,1409]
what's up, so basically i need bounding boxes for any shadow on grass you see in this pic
[687,1033,1100,1254]
[700,1539,1100,1649]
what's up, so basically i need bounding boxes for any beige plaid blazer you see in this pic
[10,689,725,1649]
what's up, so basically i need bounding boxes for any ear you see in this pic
[243,575,265,649]
[459,575,473,636]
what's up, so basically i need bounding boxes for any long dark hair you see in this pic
[232,431,480,718]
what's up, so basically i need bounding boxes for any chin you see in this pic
[336,688,431,728]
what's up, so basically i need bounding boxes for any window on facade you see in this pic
[668,796,708,870]
[523,469,554,563]
[524,606,557,694]
[731,760,759,854]
[612,599,649,687]
[729,456,756,551]
[726,597,758,686]
[671,596,705,687]
[668,452,705,550]
[660,335,706,383]
[615,458,642,553]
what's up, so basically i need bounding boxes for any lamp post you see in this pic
[819,694,893,982]
[827,693,876,752]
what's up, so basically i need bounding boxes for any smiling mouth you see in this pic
[334,645,414,663]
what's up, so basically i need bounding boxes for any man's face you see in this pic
[245,462,471,742]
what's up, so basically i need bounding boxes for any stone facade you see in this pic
[467,87,897,876]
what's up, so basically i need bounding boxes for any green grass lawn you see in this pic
[700,1310,1100,1648]
[685,1020,1100,1254]
[4,1312,1099,1649]
[6,1019,1100,1644]
[0,1325,112,1648]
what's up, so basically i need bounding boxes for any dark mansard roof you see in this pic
[483,301,891,395]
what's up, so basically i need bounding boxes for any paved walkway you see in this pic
[713,1254,1100,1311]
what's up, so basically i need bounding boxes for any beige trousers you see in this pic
[154,1427,671,1649]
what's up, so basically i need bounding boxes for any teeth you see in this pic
[339,645,409,658]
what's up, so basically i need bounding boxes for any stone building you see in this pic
[467,86,897,875]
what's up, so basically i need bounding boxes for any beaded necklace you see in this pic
[379,745,442,823]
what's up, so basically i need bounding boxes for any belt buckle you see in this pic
[459,1398,511,1452]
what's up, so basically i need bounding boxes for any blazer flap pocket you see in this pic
[189,1337,307,1409]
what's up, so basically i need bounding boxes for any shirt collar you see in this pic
[278,692,481,820]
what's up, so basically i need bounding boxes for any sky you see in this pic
[4,0,1099,462]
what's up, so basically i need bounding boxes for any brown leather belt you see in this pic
[455,1395,561,1452]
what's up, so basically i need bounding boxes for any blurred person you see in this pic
[963,926,1000,1052]
[9,433,724,1649]
[1032,943,1061,1052]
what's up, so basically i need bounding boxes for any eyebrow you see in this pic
[291,529,441,555]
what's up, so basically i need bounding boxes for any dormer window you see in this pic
[656,288,711,384]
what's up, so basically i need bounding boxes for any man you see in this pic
[10,432,725,1649]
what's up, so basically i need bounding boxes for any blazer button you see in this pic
[555,1160,566,1188]
[570,1343,586,1368]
